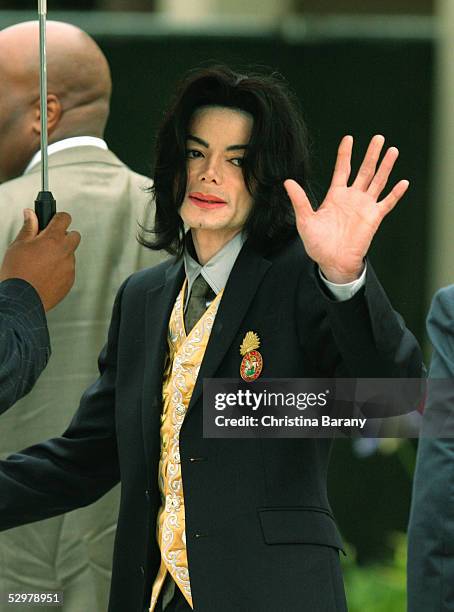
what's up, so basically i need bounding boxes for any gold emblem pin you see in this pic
[239,331,263,382]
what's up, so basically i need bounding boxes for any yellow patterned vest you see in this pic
[149,279,224,611]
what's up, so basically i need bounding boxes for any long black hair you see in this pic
[139,65,315,256]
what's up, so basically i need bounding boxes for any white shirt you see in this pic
[24,136,108,174]
[320,264,367,300]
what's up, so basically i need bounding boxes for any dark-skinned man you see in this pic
[0,21,165,612]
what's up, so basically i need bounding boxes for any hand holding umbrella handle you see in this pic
[35,191,56,230]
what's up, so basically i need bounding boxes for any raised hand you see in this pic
[284,135,409,284]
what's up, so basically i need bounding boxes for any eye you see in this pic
[186,149,203,159]
[230,157,244,167]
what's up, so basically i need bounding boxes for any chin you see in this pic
[182,210,229,231]
[192,221,229,232]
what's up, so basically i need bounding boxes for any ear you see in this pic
[31,94,63,136]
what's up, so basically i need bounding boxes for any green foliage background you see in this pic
[343,533,407,612]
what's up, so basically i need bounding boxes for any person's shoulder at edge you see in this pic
[427,285,454,331]
[429,284,454,313]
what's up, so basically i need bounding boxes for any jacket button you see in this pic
[140,565,145,576]
[189,457,206,462]
[145,490,150,499]
[194,533,206,538]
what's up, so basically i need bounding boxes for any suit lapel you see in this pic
[187,242,272,412]
[141,259,185,480]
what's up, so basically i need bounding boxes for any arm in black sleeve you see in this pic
[0,279,50,414]
[298,261,424,379]
[0,276,129,531]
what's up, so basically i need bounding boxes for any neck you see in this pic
[191,228,241,264]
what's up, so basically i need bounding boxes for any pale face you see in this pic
[180,106,254,254]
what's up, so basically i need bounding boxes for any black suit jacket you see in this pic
[408,286,454,612]
[0,279,50,414]
[0,239,423,612]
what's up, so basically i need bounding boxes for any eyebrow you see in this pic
[187,135,249,151]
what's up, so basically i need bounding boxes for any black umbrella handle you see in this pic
[35,191,56,230]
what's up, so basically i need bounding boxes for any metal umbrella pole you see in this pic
[35,0,56,230]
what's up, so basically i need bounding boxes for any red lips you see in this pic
[189,192,227,204]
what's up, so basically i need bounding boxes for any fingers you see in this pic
[367,146,399,199]
[378,179,410,215]
[15,209,39,242]
[330,135,353,187]
[38,212,80,252]
[284,179,313,221]
[337,135,402,200]
[42,212,73,235]
[66,230,82,252]
[352,134,385,191]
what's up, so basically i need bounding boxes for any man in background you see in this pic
[0,210,80,412]
[408,286,454,611]
[0,21,164,611]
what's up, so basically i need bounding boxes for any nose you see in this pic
[198,156,222,184]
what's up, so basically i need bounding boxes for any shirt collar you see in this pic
[183,231,246,308]
[24,137,108,175]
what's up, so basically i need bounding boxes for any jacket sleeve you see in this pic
[407,286,454,612]
[0,279,50,414]
[296,261,425,427]
[298,261,425,379]
[0,277,129,531]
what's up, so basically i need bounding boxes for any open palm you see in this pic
[284,135,409,284]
